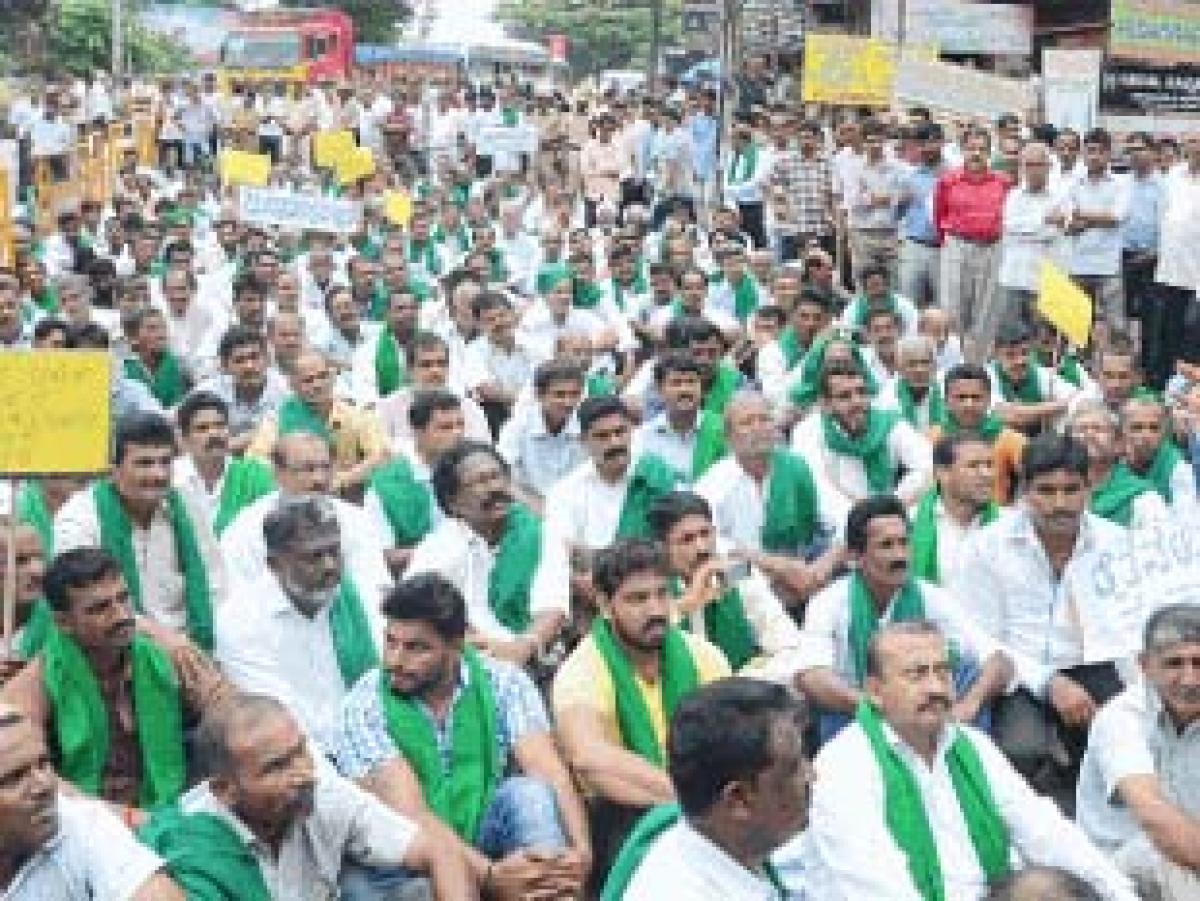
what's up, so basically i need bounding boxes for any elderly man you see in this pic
[1067,399,1168,530]
[875,334,941,430]
[802,621,1137,900]
[1078,604,1200,899]
[1121,393,1197,511]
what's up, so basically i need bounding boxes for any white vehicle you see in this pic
[599,69,647,95]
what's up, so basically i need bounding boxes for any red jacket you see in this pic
[933,168,1013,244]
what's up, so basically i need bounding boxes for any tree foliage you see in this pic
[497,0,682,76]
[278,0,414,44]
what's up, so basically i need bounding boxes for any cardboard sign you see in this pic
[476,124,539,157]
[220,150,271,188]
[1038,261,1093,348]
[335,147,375,186]
[893,57,1036,119]
[239,187,362,234]
[0,351,111,475]
[383,191,413,228]
[314,130,356,168]
[803,36,900,107]
[1043,48,1102,132]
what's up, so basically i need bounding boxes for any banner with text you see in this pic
[1111,0,1200,63]
[1044,48,1103,132]
[873,0,1032,56]
[803,36,900,107]
[893,57,1036,120]
[239,188,363,234]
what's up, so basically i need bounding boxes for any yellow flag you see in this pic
[314,130,356,168]
[1037,260,1093,348]
[220,150,271,188]
[383,191,413,228]
[336,147,375,186]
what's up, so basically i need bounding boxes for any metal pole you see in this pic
[420,0,434,173]
[111,0,122,77]
[648,0,662,93]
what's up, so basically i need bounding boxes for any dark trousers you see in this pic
[619,178,650,225]
[780,232,835,263]
[1144,284,1200,390]
[257,134,282,164]
[992,661,1123,815]
[738,201,767,249]
[1123,250,1158,375]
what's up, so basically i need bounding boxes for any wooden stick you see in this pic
[2,478,17,651]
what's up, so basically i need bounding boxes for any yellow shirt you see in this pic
[552,629,731,757]
[246,399,389,470]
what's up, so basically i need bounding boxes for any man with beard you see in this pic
[1077,604,1200,898]
[172,392,275,535]
[0,703,183,899]
[957,435,1138,808]
[142,692,474,900]
[603,678,813,899]
[553,539,730,875]
[336,574,590,899]
[1067,400,1167,529]
[406,441,568,669]
[804,622,1136,900]
[351,288,418,405]
[195,326,290,455]
[54,413,225,650]
[798,495,1016,744]
[1,548,229,817]
[791,360,933,509]
[215,495,384,756]
[1121,393,1197,510]
[633,352,726,482]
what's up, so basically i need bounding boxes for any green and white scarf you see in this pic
[690,410,727,480]
[368,458,433,547]
[488,504,543,634]
[373,327,408,398]
[277,395,333,446]
[1090,462,1155,528]
[991,358,1042,404]
[909,489,998,584]
[895,380,945,429]
[703,362,742,417]
[847,294,899,330]
[821,409,900,495]
[669,577,756,671]
[1139,437,1185,504]
[139,807,271,900]
[329,577,380,687]
[727,143,760,185]
[16,480,54,556]
[848,571,929,685]
[761,447,820,555]
[123,352,187,407]
[616,454,681,540]
[212,458,276,536]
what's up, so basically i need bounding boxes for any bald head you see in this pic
[1020,141,1052,190]
[984,866,1101,901]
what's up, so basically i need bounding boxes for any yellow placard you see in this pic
[220,150,272,188]
[0,351,111,475]
[314,130,356,169]
[803,36,899,106]
[383,190,413,228]
[336,147,375,186]
[1037,261,1093,348]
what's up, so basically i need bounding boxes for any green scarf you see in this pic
[43,629,185,808]
[489,504,542,634]
[1031,348,1085,389]
[33,287,59,314]
[368,458,433,547]
[991,358,1042,404]
[16,599,53,660]
[616,454,680,540]
[123,352,187,407]
[374,327,407,398]
[940,409,1005,443]
[16,480,54,556]
[489,247,507,283]
[848,571,927,685]
[591,617,699,766]
[778,326,804,370]
[789,335,879,409]
[93,480,214,652]
[610,277,632,312]
[691,410,727,480]
[848,293,899,330]
[380,647,500,841]
[669,577,756,671]
[896,380,944,429]
[730,274,759,322]
[277,395,333,446]
[329,577,380,687]
[703,362,742,416]
[728,142,760,184]
[501,107,520,127]
[586,371,616,397]
[761,447,819,554]
[856,701,1010,900]
[407,238,441,276]
[139,807,271,901]
[1090,462,1155,527]
[821,409,899,495]
[573,278,605,310]
[909,489,999,584]
[1141,438,1185,503]
[212,458,276,536]
[433,222,471,252]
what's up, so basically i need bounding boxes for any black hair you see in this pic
[44,547,123,613]
[113,412,176,463]
[176,391,229,434]
[984,867,1102,901]
[994,320,1031,349]
[534,359,585,394]
[577,394,632,434]
[409,389,462,432]
[653,350,705,385]
[65,321,110,349]
[647,491,711,541]
[381,572,468,641]
[932,432,990,468]
[430,440,507,511]
[593,538,666,598]
[943,362,991,393]
[217,324,266,363]
[669,677,807,817]
[1020,433,1089,485]
[820,358,867,398]
[33,317,68,342]
[472,291,512,318]
[1083,127,1111,149]
[845,495,909,554]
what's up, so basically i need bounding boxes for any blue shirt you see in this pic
[1121,172,1162,253]
[898,165,940,243]
[687,113,718,180]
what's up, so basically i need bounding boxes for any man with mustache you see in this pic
[1121,393,1197,511]
[804,621,1137,900]
[957,434,1137,809]
[605,678,814,900]
[142,692,475,900]
[0,521,51,683]
[1078,604,1200,898]
[406,441,569,669]
[215,496,384,756]
[1066,400,1167,529]
[54,412,226,650]
[194,327,290,455]
[0,703,184,899]
[799,495,1017,744]
[553,539,730,877]
[1,548,229,819]
[336,574,590,900]
[633,352,725,483]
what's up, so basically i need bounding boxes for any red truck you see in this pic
[220,8,355,85]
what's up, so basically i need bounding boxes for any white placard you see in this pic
[239,188,362,234]
[476,125,539,157]
[893,57,1036,119]
[1043,48,1102,133]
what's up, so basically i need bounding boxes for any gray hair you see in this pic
[195,692,293,777]
[1144,604,1200,654]
[1065,398,1117,431]
[897,334,936,362]
[262,494,339,555]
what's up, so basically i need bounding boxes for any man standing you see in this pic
[1066,129,1127,346]
[934,127,1012,361]
[771,119,834,262]
[1121,132,1162,370]
[723,121,773,250]
[1150,135,1200,389]
[804,621,1137,899]
[846,120,903,289]
[897,123,945,308]
[337,574,591,899]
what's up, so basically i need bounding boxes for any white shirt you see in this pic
[799,719,1138,900]
[953,508,1142,695]
[790,413,933,511]
[170,454,226,533]
[543,456,675,554]
[626,818,782,901]
[54,484,227,634]
[178,765,416,901]
[999,185,1070,291]
[463,335,538,395]
[3,795,164,901]
[516,302,617,365]
[1155,167,1200,291]
[498,403,587,501]
[406,515,570,642]
[220,491,391,609]
[348,329,406,406]
[694,453,846,555]
[215,570,384,753]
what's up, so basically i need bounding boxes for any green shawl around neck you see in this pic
[896,380,944,429]
[380,646,500,841]
[690,410,727,480]
[93,480,214,651]
[488,504,543,634]
[909,489,999,584]
[1090,462,1155,527]
[616,454,680,540]
[374,327,408,398]
[703,362,742,417]
[212,458,276,536]
[16,599,54,660]
[43,629,186,808]
[856,700,1010,900]
[821,408,900,495]
[1140,437,1185,503]
[778,326,804,370]
[591,616,699,767]
[788,335,878,409]
[848,571,927,686]
[123,351,187,407]
[848,293,899,330]
[939,409,1005,443]
[761,447,819,554]
[731,273,759,322]
[991,358,1042,404]
[277,395,333,446]
[328,576,380,687]
[138,806,272,901]
[16,480,54,556]
[728,142,760,184]
[368,458,433,547]
[669,576,756,672]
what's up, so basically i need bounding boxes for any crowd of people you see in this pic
[0,55,1199,900]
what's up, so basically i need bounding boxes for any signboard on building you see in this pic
[1111,0,1200,63]
[1102,61,1200,115]
[803,35,899,106]
[893,57,1036,119]
[873,0,1032,56]
[1044,48,1103,132]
